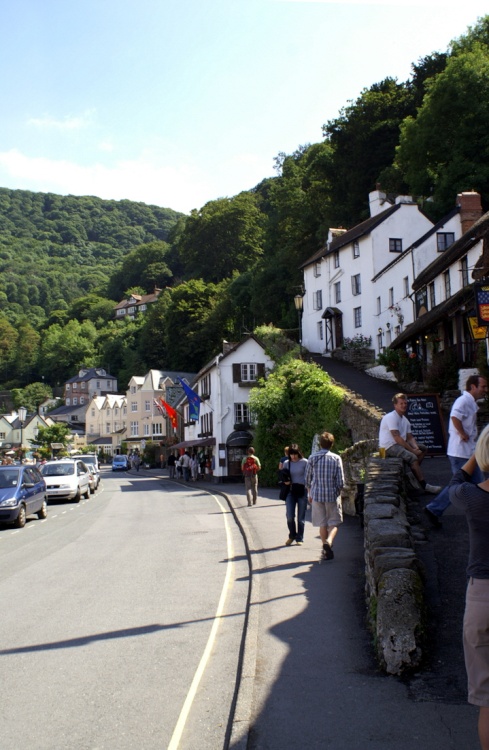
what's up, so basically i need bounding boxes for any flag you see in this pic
[177,378,201,421]
[159,398,178,430]
[153,398,165,415]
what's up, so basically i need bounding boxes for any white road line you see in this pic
[168,492,235,750]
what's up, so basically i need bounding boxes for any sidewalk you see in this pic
[158,474,476,749]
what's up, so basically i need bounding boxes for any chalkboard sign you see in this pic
[406,394,447,456]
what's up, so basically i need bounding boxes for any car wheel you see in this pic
[84,486,90,499]
[37,499,48,519]
[15,504,26,528]
[89,485,95,494]
[74,488,81,503]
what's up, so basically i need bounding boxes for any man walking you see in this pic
[305,432,344,561]
[379,393,441,494]
[241,447,261,506]
[425,374,488,527]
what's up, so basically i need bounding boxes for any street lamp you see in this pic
[18,406,27,463]
[294,294,304,358]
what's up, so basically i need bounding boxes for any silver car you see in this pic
[40,459,91,502]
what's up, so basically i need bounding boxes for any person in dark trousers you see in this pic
[281,444,308,546]
[449,424,489,750]
[167,452,177,479]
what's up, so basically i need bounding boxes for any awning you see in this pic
[391,286,474,349]
[322,307,342,319]
[226,430,253,447]
[171,437,216,450]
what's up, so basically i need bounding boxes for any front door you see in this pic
[227,447,246,477]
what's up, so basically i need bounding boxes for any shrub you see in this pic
[342,334,372,350]
[377,347,422,382]
[248,359,348,486]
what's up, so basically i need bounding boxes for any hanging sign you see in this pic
[474,283,489,326]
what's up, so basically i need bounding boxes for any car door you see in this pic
[77,461,90,494]
[22,467,41,514]
[27,466,46,513]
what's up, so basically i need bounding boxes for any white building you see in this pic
[300,190,433,357]
[176,336,274,481]
[86,394,127,456]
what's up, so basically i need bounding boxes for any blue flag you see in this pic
[178,378,201,421]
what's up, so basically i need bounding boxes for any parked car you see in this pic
[0,465,47,528]
[40,459,91,502]
[81,455,101,489]
[112,455,130,471]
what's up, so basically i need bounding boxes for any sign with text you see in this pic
[406,394,447,456]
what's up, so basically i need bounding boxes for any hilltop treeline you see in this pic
[1,16,489,390]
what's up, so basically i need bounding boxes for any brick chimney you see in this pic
[457,191,483,234]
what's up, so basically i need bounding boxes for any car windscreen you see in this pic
[83,458,97,467]
[0,469,20,488]
[41,464,75,476]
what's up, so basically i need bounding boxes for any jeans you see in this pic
[426,456,485,516]
[285,491,308,542]
[183,467,190,482]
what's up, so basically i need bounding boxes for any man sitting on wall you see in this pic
[379,393,441,494]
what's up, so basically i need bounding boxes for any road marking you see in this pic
[168,492,235,750]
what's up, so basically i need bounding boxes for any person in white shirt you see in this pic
[379,393,441,495]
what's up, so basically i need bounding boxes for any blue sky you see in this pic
[0,0,487,214]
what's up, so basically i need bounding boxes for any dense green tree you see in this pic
[15,320,41,383]
[177,193,265,283]
[0,316,19,383]
[396,47,489,215]
[106,241,172,300]
[34,422,72,454]
[68,294,117,327]
[39,320,98,385]
[322,78,416,226]
[11,382,53,413]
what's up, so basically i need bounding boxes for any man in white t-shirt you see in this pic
[425,374,488,526]
[379,393,441,494]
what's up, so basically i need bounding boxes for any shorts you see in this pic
[386,443,427,466]
[311,500,343,528]
[463,577,489,706]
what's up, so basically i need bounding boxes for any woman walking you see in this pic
[281,444,308,546]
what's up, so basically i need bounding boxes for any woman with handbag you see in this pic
[282,444,308,546]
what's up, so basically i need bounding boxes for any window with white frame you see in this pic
[234,403,250,424]
[429,282,435,309]
[313,261,321,277]
[73,397,77,405]
[444,270,451,299]
[377,332,383,351]
[81,382,86,389]
[80,397,84,404]
[460,256,469,287]
[130,421,139,436]
[386,328,392,346]
[152,423,163,436]
[351,274,361,296]
[389,238,402,253]
[72,383,77,390]
[106,423,110,433]
[317,321,324,340]
[201,412,213,434]
[353,240,359,258]
[0,432,5,440]
[130,385,136,394]
[241,363,257,382]
[334,281,341,303]
[334,250,339,268]
[66,384,70,391]
[144,400,151,412]
[313,290,323,310]
[403,276,409,297]
[437,232,455,251]
[143,423,150,436]
[131,401,137,412]
[96,381,100,389]
[354,307,362,328]
[66,398,71,405]
[389,287,394,307]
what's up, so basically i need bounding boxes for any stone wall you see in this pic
[363,456,425,675]
[333,347,376,369]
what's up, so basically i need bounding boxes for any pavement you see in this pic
[151,357,479,749]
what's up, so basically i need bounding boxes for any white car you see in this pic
[40,459,91,502]
[81,454,101,489]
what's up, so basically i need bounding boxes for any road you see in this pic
[0,469,249,750]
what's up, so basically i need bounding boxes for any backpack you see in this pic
[243,455,258,476]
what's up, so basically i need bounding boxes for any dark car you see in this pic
[0,465,47,527]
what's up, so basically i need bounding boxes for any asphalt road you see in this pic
[0,469,249,750]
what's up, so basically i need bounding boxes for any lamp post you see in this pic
[18,406,27,463]
[294,294,304,358]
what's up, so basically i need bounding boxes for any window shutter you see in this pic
[233,364,241,383]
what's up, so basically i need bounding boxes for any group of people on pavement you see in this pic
[241,432,345,562]
[167,451,210,482]
[380,377,489,750]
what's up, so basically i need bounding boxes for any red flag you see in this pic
[159,398,178,429]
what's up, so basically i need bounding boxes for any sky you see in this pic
[0,0,487,215]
